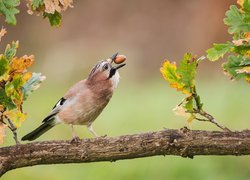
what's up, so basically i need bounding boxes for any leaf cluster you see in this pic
[206,0,250,82]
[0,0,73,26]
[160,53,204,123]
[0,29,45,144]
[160,54,229,131]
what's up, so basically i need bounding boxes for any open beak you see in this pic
[108,62,126,79]
[114,63,126,70]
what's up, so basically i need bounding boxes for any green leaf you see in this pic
[206,43,232,61]
[0,55,9,77]
[0,88,16,109]
[233,44,250,56]
[243,0,250,12]
[5,74,24,102]
[31,0,43,9]
[224,5,244,34]
[239,58,250,66]
[177,53,197,90]
[184,97,193,111]
[44,11,62,27]
[223,55,246,80]
[22,72,46,100]
[160,60,189,94]
[195,94,203,110]
[4,41,18,60]
[0,0,20,25]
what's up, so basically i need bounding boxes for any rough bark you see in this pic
[1,128,250,177]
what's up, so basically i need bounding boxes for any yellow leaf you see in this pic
[187,114,196,128]
[245,50,250,58]
[237,0,244,7]
[245,76,250,82]
[4,110,27,128]
[10,55,34,74]
[160,60,191,95]
[0,27,7,42]
[23,72,32,82]
[0,123,6,144]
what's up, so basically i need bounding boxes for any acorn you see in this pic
[114,55,126,64]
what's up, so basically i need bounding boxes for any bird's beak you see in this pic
[108,62,126,79]
[114,63,126,70]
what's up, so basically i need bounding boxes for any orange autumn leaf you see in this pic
[244,32,250,39]
[0,105,5,112]
[10,55,34,74]
[23,72,33,82]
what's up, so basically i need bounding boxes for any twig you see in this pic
[190,86,231,132]
[193,109,231,132]
[4,116,20,144]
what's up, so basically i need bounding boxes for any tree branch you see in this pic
[1,128,250,177]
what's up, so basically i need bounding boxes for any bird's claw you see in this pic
[71,136,81,144]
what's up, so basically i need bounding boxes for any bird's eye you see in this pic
[102,64,109,71]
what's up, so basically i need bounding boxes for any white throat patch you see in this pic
[111,71,120,90]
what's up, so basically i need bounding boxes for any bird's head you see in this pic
[87,53,126,90]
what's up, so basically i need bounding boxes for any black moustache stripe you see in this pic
[108,68,116,78]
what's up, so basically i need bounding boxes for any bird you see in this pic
[21,53,126,141]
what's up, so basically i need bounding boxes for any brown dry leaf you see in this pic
[236,66,250,74]
[10,55,34,74]
[44,0,73,14]
[232,39,249,46]
[173,105,189,117]
[0,123,6,144]
[0,27,7,42]
[234,32,250,46]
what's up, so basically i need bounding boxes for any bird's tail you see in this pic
[21,120,56,141]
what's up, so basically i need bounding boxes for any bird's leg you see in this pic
[87,124,99,137]
[71,124,80,143]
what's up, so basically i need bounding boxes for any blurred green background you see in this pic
[1,0,250,179]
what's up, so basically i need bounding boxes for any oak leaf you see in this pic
[0,123,6,144]
[4,110,26,128]
[10,55,34,74]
